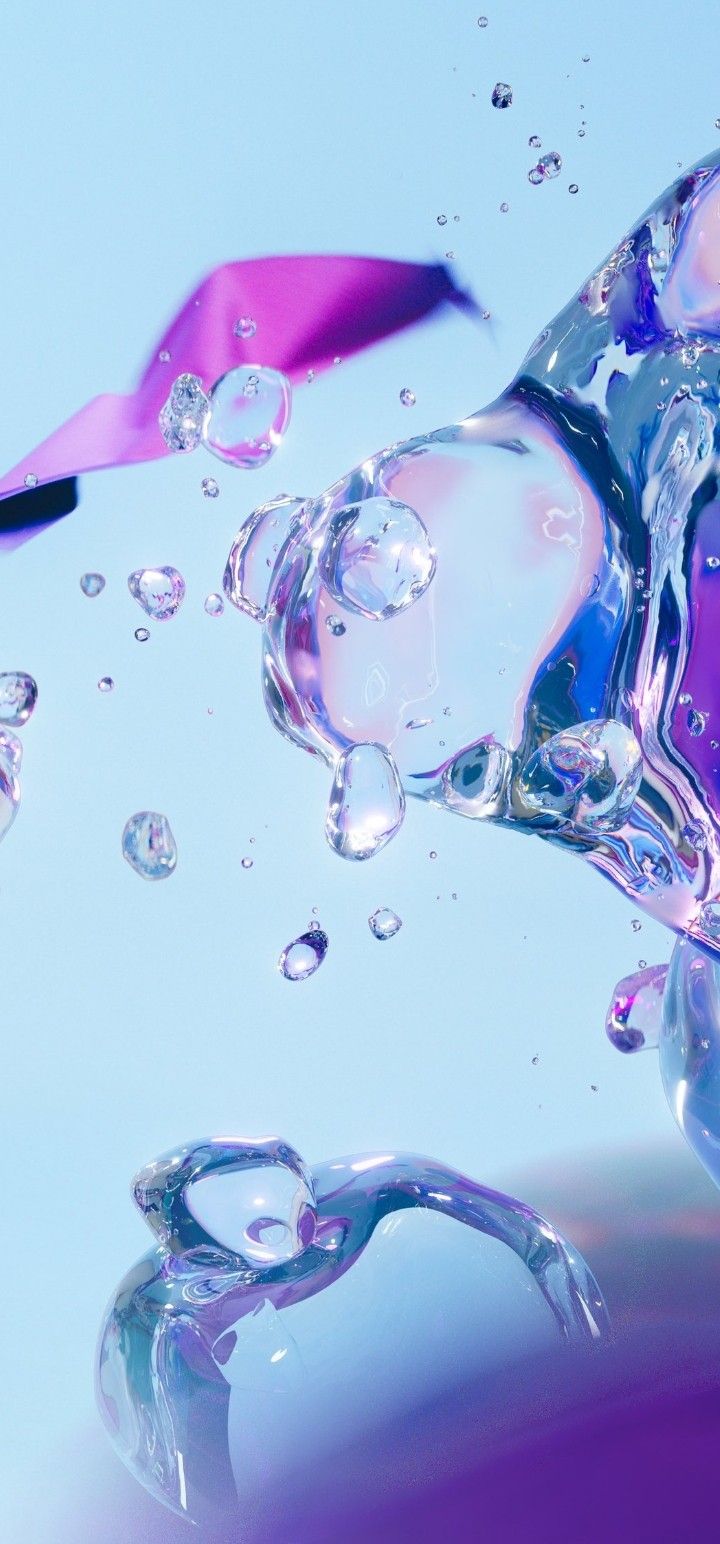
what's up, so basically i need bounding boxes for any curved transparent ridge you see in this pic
[97,1136,608,1522]
[230,150,720,951]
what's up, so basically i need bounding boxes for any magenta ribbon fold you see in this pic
[0,255,476,550]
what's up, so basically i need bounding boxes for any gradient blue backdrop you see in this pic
[1,1,718,1536]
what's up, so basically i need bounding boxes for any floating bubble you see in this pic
[399,387,416,406]
[233,316,257,339]
[128,566,185,621]
[279,929,328,980]
[319,496,436,621]
[368,907,402,940]
[203,365,291,469]
[201,477,220,499]
[0,729,22,847]
[606,963,667,1053]
[122,811,177,881]
[0,672,37,727]
[97,677,114,693]
[491,82,512,109]
[437,214,447,226]
[325,742,405,860]
[158,373,209,453]
[134,627,150,643]
[519,720,643,833]
[80,572,105,597]
[223,495,305,621]
[241,856,253,869]
[204,593,224,617]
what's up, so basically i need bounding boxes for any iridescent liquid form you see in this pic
[97,1136,607,1524]
[232,150,720,954]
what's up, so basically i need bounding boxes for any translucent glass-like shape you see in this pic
[122,811,177,880]
[660,937,720,1189]
[605,962,667,1053]
[223,495,305,621]
[0,730,21,846]
[319,496,436,620]
[278,929,328,980]
[247,149,720,956]
[158,373,209,452]
[203,366,291,469]
[325,742,405,860]
[96,1135,607,1525]
[80,572,105,597]
[368,906,402,940]
[519,719,643,834]
[127,567,185,621]
[0,671,37,726]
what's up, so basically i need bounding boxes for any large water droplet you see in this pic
[325,742,405,860]
[0,729,22,846]
[605,963,667,1053]
[223,495,305,621]
[368,906,402,940]
[319,496,436,621]
[0,672,37,727]
[128,567,186,621]
[519,719,642,833]
[80,572,105,597]
[279,928,328,980]
[122,812,177,880]
[158,373,209,453]
[203,366,291,469]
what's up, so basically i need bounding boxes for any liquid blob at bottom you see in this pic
[241,148,720,956]
[325,742,405,860]
[122,811,177,880]
[96,1136,608,1526]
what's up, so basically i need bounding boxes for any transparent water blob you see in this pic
[0,671,37,727]
[122,811,177,881]
[400,387,416,406]
[518,719,643,833]
[204,593,224,617]
[319,496,436,621]
[158,373,209,452]
[278,929,328,980]
[0,729,22,846]
[491,82,512,109]
[127,566,185,621]
[134,627,150,643]
[605,963,667,1053]
[223,495,305,621]
[97,676,114,693]
[233,316,257,340]
[80,572,105,597]
[325,743,405,860]
[97,1133,607,1527]
[368,906,402,940]
[203,365,291,469]
[201,477,220,499]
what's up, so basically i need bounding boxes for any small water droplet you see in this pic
[529,134,541,148]
[325,614,346,636]
[0,672,37,727]
[532,1054,539,1065]
[319,496,436,621]
[680,342,701,368]
[122,812,177,881]
[606,963,666,1053]
[158,349,171,362]
[491,82,512,109]
[204,593,224,617]
[477,14,488,25]
[700,900,720,939]
[201,477,220,499]
[241,856,253,869]
[632,919,642,932]
[437,214,448,226]
[368,907,402,940]
[569,183,579,195]
[279,929,328,981]
[500,200,509,213]
[400,387,416,406]
[80,572,105,597]
[23,473,38,488]
[134,627,150,643]
[406,716,433,730]
[429,850,438,860]
[688,708,707,737]
[128,567,185,621]
[325,742,405,861]
[706,555,720,570]
[97,676,114,693]
[307,369,315,383]
[158,374,209,452]
[683,819,707,851]
[233,316,257,339]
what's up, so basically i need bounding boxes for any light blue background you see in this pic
[1,1,717,1535]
